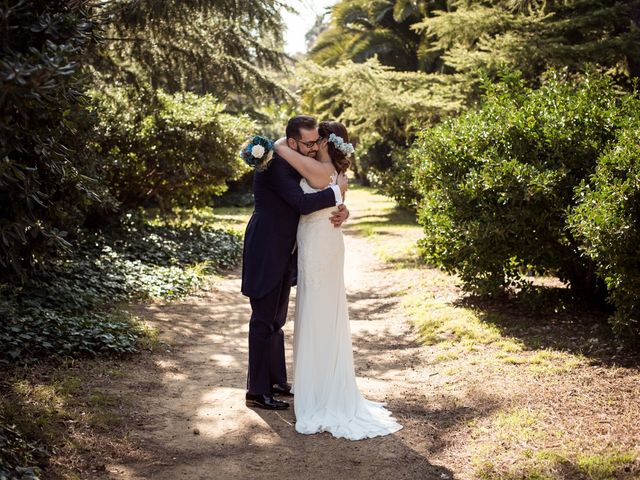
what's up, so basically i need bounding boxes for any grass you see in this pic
[492,407,542,441]
[149,205,253,234]
[576,452,637,479]
[475,449,637,480]
[405,274,637,479]
[1,358,135,477]
[405,295,509,348]
[343,187,639,480]
[471,404,637,479]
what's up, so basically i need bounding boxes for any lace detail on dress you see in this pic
[299,170,337,194]
[299,171,338,222]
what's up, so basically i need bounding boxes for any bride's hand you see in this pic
[330,204,349,228]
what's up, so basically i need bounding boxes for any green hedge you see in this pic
[91,87,253,210]
[411,71,639,336]
[569,123,640,337]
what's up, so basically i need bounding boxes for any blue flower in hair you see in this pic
[328,133,355,156]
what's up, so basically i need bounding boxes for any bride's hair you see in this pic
[318,121,352,174]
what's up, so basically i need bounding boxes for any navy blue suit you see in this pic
[241,154,336,395]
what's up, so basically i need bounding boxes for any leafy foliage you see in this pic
[0,0,112,281]
[569,120,640,337]
[310,0,446,72]
[0,213,243,364]
[414,0,640,87]
[0,2,278,475]
[311,0,640,120]
[297,58,464,206]
[410,0,640,105]
[1,0,288,282]
[90,87,254,209]
[411,70,636,299]
[94,0,290,104]
[0,421,44,480]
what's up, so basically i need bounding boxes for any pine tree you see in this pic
[93,0,290,104]
[311,1,640,102]
[413,0,640,92]
[297,58,465,189]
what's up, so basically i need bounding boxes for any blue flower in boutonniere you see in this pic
[240,135,274,171]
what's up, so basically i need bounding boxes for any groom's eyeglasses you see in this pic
[295,138,323,149]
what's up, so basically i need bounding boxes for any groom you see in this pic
[241,115,349,410]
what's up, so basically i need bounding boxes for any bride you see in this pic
[274,121,402,440]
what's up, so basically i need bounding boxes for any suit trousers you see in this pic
[246,265,293,395]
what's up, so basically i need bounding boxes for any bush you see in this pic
[90,87,254,210]
[0,213,243,364]
[411,70,635,296]
[569,122,640,337]
[0,1,112,281]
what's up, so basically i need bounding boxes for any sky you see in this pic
[281,0,337,55]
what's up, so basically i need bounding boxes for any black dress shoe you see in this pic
[271,383,294,397]
[245,393,289,410]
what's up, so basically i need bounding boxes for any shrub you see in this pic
[0,1,112,281]
[411,70,634,296]
[569,121,640,337]
[90,87,254,210]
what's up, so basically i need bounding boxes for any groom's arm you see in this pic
[268,156,340,215]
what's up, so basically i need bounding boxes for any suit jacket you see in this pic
[241,154,336,299]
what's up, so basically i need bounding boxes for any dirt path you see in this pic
[98,188,640,480]
[107,192,448,479]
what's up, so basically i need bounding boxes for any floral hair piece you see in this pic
[328,133,355,157]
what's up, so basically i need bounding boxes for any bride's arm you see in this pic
[274,137,334,188]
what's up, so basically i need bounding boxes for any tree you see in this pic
[297,58,465,204]
[413,0,640,99]
[93,0,291,105]
[306,14,330,52]
[310,0,448,72]
[86,0,290,212]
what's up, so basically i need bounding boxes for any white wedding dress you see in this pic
[291,174,403,440]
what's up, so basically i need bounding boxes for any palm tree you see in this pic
[309,0,448,72]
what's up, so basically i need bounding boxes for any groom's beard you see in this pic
[294,144,317,158]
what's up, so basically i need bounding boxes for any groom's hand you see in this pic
[330,204,350,228]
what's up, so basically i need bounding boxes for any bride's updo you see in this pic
[319,121,352,174]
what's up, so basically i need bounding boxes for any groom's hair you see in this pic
[286,115,317,139]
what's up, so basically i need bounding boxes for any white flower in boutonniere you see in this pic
[240,135,275,171]
[251,144,265,158]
